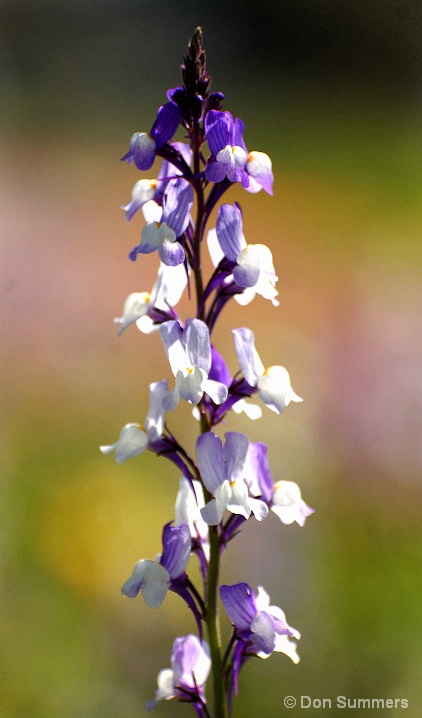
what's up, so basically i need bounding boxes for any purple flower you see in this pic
[220,582,300,660]
[129,177,194,266]
[147,634,211,711]
[204,110,249,187]
[121,522,191,608]
[196,432,268,525]
[121,101,182,171]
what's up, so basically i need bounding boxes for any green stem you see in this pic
[206,524,227,718]
[191,123,227,716]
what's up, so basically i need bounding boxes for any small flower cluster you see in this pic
[102,29,313,718]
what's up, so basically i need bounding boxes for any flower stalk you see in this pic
[101,26,313,718]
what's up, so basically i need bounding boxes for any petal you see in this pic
[232,327,265,386]
[160,522,191,578]
[244,442,274,503]
[141,563,171,608]
[121,559,151,598]
[154,668,175,702]
[114,292,150,336]
[209,345,231,387]
[205,110,232,155]
[121,559,170,608]
[257,365,303,414]
[251,611,276,654]
[158,238,185,266]
[100,423,148,464]
[184,319,212,373]
[159,320,187,376]
[220,583,257,631]
[142,199,162,223]
[132,133,156,171]
[246,151,274,195]
[249,497,269,521]
[144,380,169,442]
[254,585,270,612]
[150,101,181,148]
[172,635,211,691]
[175,477,208,542]
[205,158,228,183]
[200,497,224,526]
[176,366,206,404]
[233,245,261,288]
[138,222,163,254]
[207,227,225,268]
[272,635,301,663]
[162,177,194,237]
[202,379,228,405]
[122,179,157,221]
[232,399,263,420]
[226,478,251,520]
[216,204,246,262]
[271,480,314,526]
[196,432,225,492]
[152,263,188,310]
[223,431,249,480]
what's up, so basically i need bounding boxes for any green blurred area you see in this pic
[1,2,422,717]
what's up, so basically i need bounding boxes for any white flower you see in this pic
[100,380,170,463]
[271,481,314,526]
[233,327,302,414]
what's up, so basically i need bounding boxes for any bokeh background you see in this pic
[1,1,422,717]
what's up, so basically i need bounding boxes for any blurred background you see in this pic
[1,1,421,717]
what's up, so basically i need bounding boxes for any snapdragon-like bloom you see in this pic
[122,142,193,222]
[121,101,182,171]
[271,480,314,526]
[100,380,170,463]
[220,582,300,661]
[159,319,228,409]
[147,634,211,711]
[214,203,278,302]
[233,327,302,414]
[244,441,314,526]
[129,177,194,266]
[196,431,268,525]
[245,150,274,195]
[113,263,188,335]
[122,522,191,609]
[204,110,249,186]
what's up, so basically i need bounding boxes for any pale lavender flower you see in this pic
[122,523,191,609]
[129,177,194,266]
[196,432,268,525]
[147,634,211,712]
[232,327,302,414]
[160,319,228,408]
[220,582,300,660]
[113,263,188,335]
